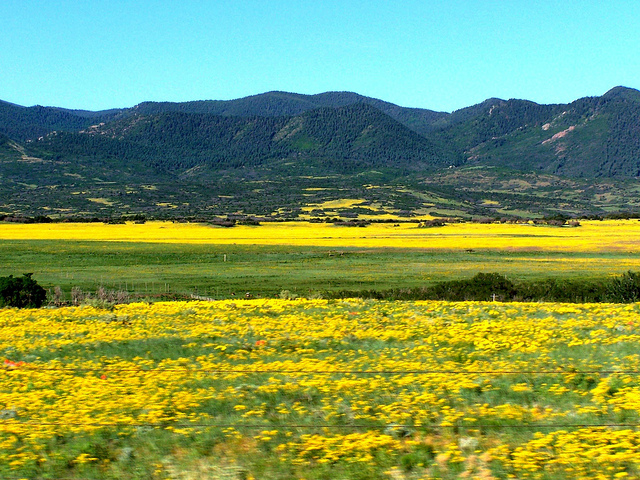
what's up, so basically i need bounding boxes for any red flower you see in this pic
[255,340,267,346]
[4,359,24,369]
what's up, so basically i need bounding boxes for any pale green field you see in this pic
[0,220,638,298]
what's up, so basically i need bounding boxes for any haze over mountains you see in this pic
[1,87,640,218]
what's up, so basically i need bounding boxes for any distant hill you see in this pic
[131,91,449,136]
[0,100,122,141]
[1,87,640,218]
[0,91,448,141]
[430,86,640,177]
[31,103,455,176]
[4,87,640,178]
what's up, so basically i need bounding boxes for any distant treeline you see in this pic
[0,214,148,224]
[325,271,640,304]
[3,211,640,225]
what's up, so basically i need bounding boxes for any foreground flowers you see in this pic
[1,299,640,479]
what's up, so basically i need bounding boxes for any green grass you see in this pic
[1,239,639,300]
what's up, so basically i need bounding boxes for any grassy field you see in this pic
[3,299,640,479]
[0,220,639,300]
[3,221,640,479]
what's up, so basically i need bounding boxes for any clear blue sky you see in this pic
[2,0,639,112]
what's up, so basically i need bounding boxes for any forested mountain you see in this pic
[0,91,447,142]
[4,86,640,179]
[431,86,640,177]
[1,86,640,218]
[0,100,123,141]
[131,91,449,135]
[32,103,454,175]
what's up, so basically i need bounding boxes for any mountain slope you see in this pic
[0,100,121,141]
[2,87,640,219]
[0,134,22,161]
[5,86,640,180]
[433,86,640,177]
[132,91,448,135]
[31,103,455,175]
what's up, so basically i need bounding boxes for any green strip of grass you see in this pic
[1,240,639,300]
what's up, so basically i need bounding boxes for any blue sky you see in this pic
[2,1,639,112]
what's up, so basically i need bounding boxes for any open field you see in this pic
[3,221,640,478]
[0,220,640,299]
[3,299,640,479]
[1,220,640,250]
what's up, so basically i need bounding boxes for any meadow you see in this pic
[0,220,639,299]
[2,220,640,479]
[3,299,640,479]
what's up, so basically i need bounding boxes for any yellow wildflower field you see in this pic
[0,219,639,252]
[5,219,640,300]
[2,299,640,478]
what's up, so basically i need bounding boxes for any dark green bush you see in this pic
[607,271,640,303]
[428,272,517,301]
[0,273,47,308]
[516,278,608,303]
[324,271,640,304]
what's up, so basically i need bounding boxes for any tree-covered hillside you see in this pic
[0,101,121,141]
[2,86,640,218]
[436,87,640,177]
[131,91,448,135]
[32,103,455,174]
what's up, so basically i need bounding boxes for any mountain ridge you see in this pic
[1,86,640,218]
[32,102,457,174]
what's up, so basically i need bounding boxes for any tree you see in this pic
[0,273,47,308]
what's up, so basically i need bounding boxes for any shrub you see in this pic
[418,219,446,228]
[279,289,298,300]
[516,278,607,303]
[0,273,47,308]
[607,271,640,303]
[429,272,517,301]
[325,271,640,304]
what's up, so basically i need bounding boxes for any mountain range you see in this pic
[1,86,640,218]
